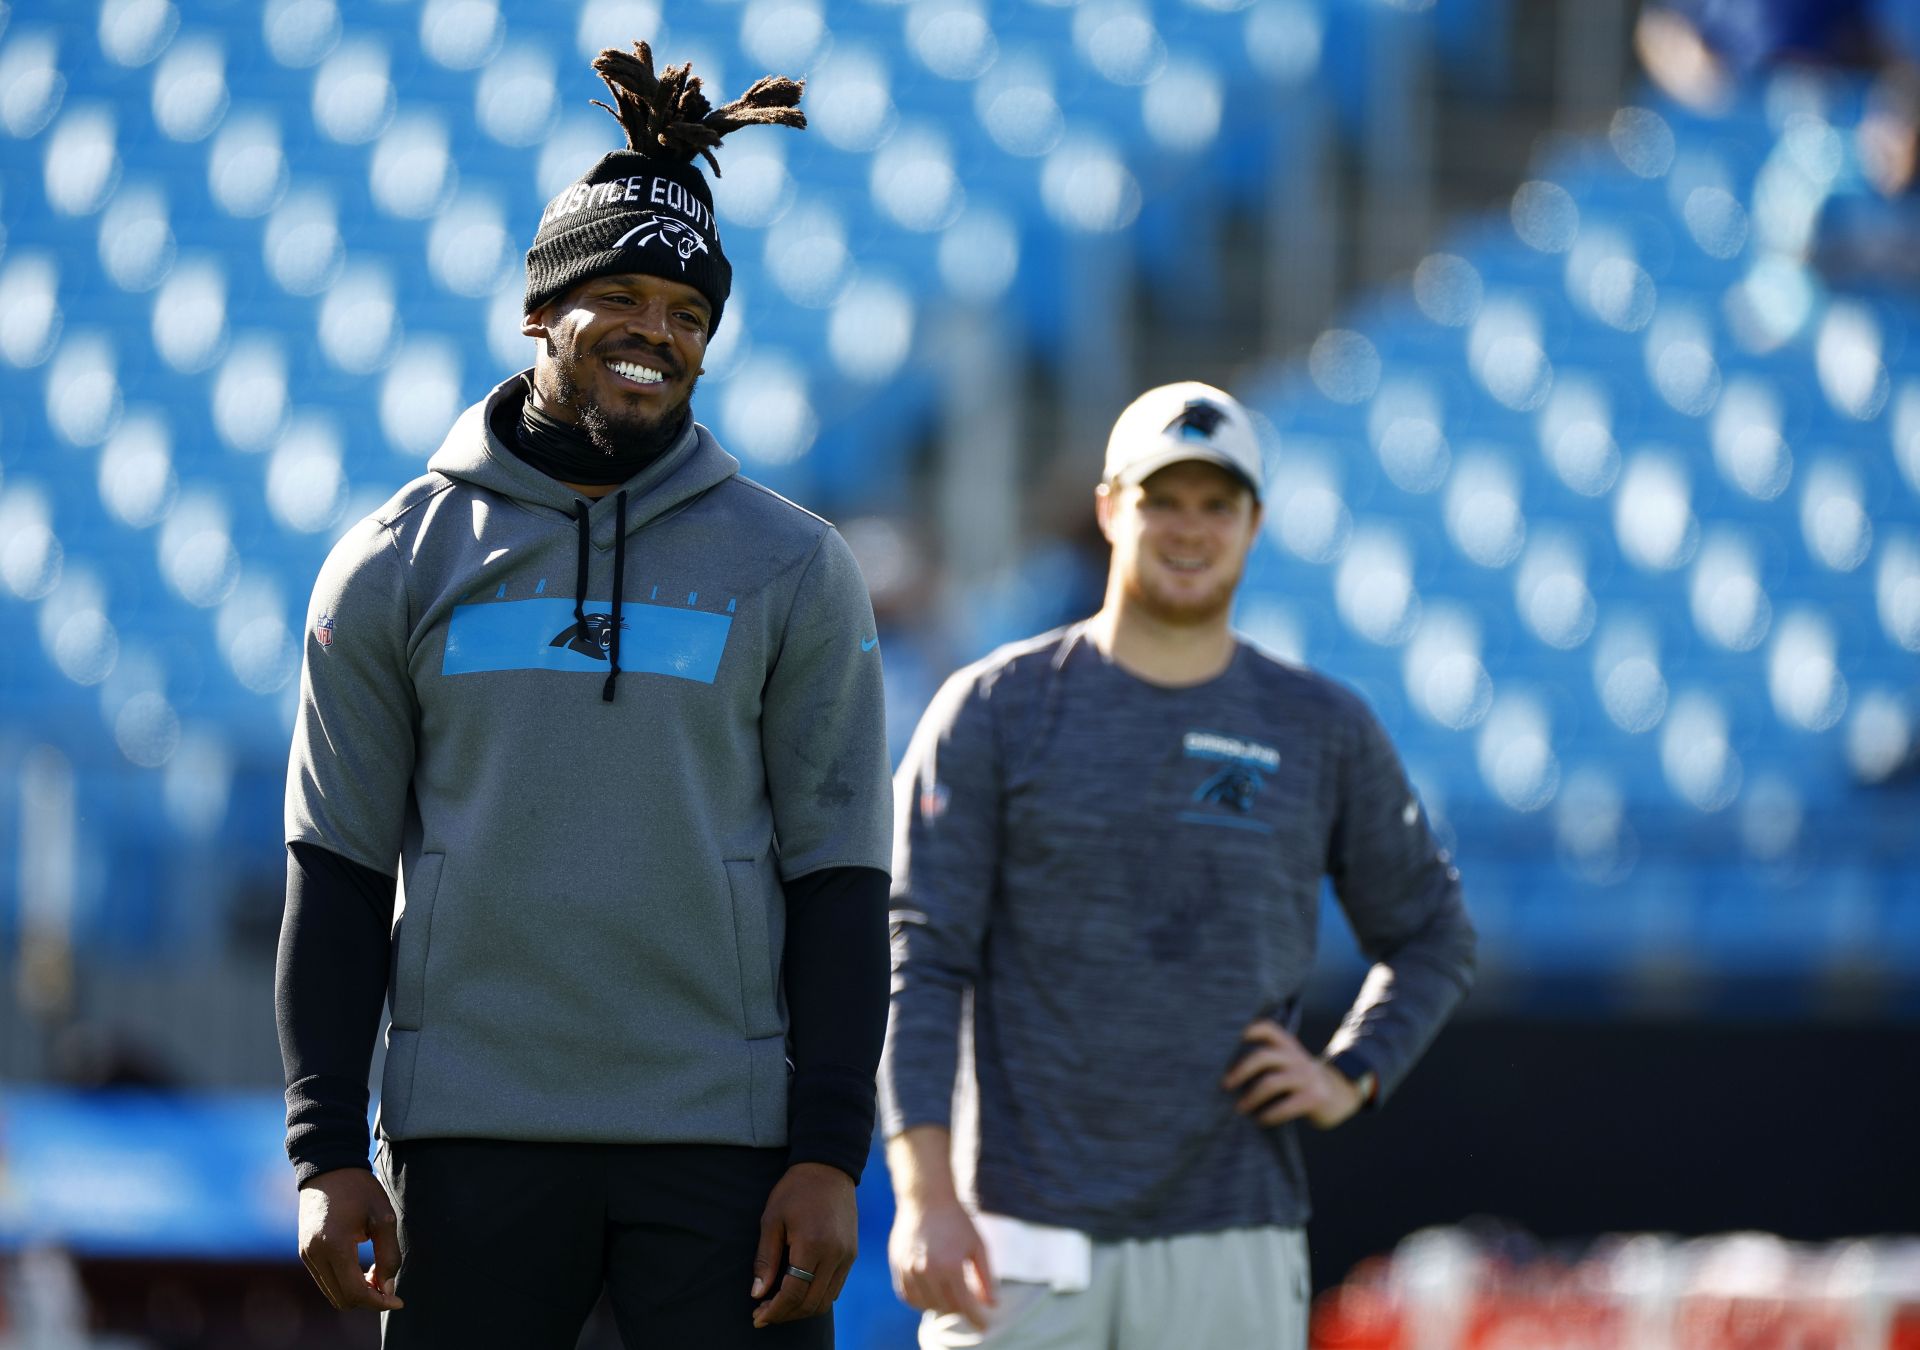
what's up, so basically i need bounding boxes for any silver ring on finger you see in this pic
[785,1265,816,1283]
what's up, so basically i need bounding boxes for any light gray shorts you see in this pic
[918,1225,1310,1350]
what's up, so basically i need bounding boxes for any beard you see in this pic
[547,341,698,459]
[1120,560,1244,627]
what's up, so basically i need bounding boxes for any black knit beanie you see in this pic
[522,42,806,334]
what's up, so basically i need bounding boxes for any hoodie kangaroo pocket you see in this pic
[389,852,446,1032]
[723,856,783,1039]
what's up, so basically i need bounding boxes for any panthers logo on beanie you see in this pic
[613,213,712,269]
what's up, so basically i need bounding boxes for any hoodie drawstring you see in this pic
[572,499,590,637]
[570,497,624,704]
[603,490,626,703]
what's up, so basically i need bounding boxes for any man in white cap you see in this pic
[878,383,1477,1347]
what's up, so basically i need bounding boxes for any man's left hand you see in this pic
[1221,1019,1366,1129]
[751,1161,857,1328]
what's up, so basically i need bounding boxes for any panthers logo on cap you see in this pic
[612,213,711,270]
[1167,399,1227,441]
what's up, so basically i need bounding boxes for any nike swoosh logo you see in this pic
[860,636,879,652]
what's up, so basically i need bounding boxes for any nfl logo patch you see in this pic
[314,614,335,649]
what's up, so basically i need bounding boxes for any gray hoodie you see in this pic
[285,373,892,1149]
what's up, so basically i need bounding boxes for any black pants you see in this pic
[376,1138,833,1349]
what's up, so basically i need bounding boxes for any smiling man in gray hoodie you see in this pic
[274,43,892,1349]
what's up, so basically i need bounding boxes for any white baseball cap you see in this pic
[1102,381,1263,499]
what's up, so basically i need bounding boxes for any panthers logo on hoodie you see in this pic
[549,613,627,660]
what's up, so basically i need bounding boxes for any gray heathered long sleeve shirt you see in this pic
[878,624,1476,1240]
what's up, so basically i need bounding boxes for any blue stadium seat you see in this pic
[3,4,1913,1007]
[1236,73,1920,982]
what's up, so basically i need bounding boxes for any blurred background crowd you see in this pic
[0,0,1915,1345]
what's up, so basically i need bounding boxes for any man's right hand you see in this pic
[888,1197,997,1332]
[296,1167,404,1313]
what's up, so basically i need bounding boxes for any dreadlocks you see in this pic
[590,41,807,177]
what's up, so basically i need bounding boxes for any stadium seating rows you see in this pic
[0,0,1913,991]
[1235,77,1920,988]
[0,0,1435,954]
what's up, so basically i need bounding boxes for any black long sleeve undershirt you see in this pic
[275,841,395,1187]
[778,863,892,1180]
[274,842,890,1186]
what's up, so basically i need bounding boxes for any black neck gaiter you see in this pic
[511,384,688,486]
